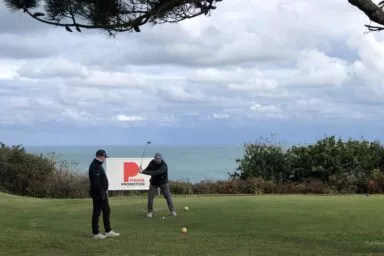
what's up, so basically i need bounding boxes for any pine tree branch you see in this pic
[24,7,149,34]
[3,0,223,36]
[348,0,384,32]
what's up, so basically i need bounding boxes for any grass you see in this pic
[0,193,384,256]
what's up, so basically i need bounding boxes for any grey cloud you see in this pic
[97,37,294,68]
[326,40,359,62]
[128,23,199,45]
[17,57,88,79]
[0,34,57,59]
[153,86,208,104]
[0,79,28,95]
[0,3,48,34]
[77,21,296,70]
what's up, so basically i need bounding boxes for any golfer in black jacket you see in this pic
[139,152,176,218]
[88,149,120,239]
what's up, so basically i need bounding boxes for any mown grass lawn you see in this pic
[0,193,384,256]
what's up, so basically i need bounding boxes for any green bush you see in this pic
[0,143,55,196]
[367,169,384,193]
[0,143,89,198]
[230,136,290,182]
[169,181,194,194]
[229,135,384,194]
[287,136,384,182]
[192,180,220,194]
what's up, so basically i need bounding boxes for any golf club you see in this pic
[139,141,151,169]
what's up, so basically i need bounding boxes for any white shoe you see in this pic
[92,233,106,239]
[105,230,120,237]
[147,212,153,218]
[171,211,177,216]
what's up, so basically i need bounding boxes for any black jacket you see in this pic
[88,158,109,199]
[142,159,168,186]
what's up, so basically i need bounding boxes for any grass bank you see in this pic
[0,193,383,256]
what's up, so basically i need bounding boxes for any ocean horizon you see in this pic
[24,145,245,183]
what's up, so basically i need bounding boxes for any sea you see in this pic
[24,145,245,183]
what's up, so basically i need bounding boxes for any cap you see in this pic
[154,152,162,160]
[96,149,108,158]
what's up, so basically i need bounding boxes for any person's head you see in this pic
[95,149,108,162]
[154,152,163,164]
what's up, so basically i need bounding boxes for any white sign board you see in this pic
[105,158,152,190]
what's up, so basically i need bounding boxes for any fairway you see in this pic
[1,193,384,256]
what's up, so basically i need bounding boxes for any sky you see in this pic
[1,0,384,146]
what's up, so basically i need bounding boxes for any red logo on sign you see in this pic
[123,162,139,182]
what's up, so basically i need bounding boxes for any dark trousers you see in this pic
[147,183,175,213]
[92,195,111,235]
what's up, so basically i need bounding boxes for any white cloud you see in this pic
[190,68,279,92]
[212,113,230,120]
[250,103,286,119]
[115,114,147,122]
[60,109,92,122]
[17,57,88,79]
[0,59,23,79]
[291,49,351,86]
[154,84,207,103]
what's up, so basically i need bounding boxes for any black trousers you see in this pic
[92,195,111,235]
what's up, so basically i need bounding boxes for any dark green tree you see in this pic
[231,135,384,185]
[3,0,222,35]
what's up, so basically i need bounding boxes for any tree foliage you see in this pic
[3,0,222,35]
[348,0,384,32]
[230,137,290,182]
[231,135,384,185]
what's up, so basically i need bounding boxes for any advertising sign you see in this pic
[105,158,151,190]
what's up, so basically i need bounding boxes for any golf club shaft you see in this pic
[140,141,150,168]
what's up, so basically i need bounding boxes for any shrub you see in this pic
[294,179,327,194]
[169,181,194,195]
[193,180,220,194]
[229,135,384,194]
[46,169,89,198]
[239,178,266,194]
[367,169,384,193]
[0,143,89,198]
[230,136,290,182]
[0,143,55,196]
[287,136,384,182]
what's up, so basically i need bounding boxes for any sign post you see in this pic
[105,157,151,190]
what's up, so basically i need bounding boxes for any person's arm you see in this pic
[89,165,104,198]
[146,164,167,176]
[141,161,153,175]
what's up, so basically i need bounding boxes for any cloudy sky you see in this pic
[1,0,384,146]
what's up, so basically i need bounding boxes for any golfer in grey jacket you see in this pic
[139,152,176,218]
